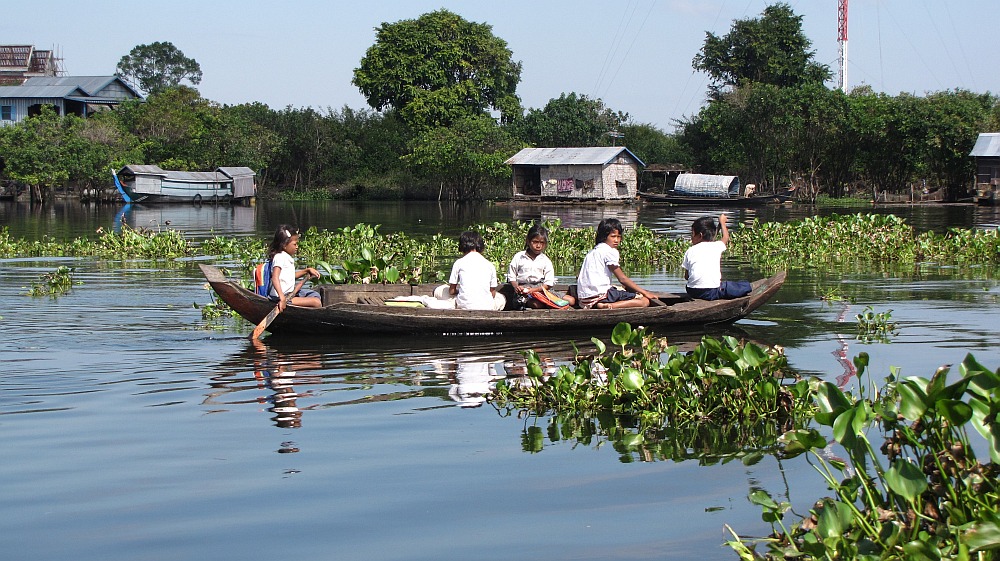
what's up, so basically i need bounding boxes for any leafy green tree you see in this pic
[404,115,525,200]
[918,90,995,200]
[619,122,689,168]
[353,9,522,130]
[849,91,924,196]
[117,41,203,94]
[519,93,628,147]
[0,107,71,202]
[693,3,830,98]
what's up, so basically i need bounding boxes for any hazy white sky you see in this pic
[4,1,997,131]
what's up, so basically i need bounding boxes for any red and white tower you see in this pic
[838,0,849,92]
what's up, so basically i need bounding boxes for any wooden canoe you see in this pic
[638,189,795,206]
[200,264,786,336]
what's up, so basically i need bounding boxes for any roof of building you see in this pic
[970,133,1000,157]
[0,76,141,99]
[505,147,645,168]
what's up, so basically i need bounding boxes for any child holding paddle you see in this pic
[506,223,576,309]
[681,213,751,300]
[267,224,322,311]
[576,218,657,309]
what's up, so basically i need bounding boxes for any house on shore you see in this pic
[505,147,645,201]
[0,75,141,126]
[971,133,1000,204]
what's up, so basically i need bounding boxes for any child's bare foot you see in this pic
[595,302,612,310]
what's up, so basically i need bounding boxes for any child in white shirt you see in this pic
[576,218,657,309]
[681,214,751,300]
[507,224,576,309]
[449,231,504,311]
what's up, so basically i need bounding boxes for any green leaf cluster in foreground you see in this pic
[729,353,1000,560]
[497,322,1000,559]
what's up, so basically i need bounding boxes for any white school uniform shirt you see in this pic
[681,240,726,289]
[576,242,619,300]
[507,251,556,286]
[449,251,498,310]
[270,251,296,297]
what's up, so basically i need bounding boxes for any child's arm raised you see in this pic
[719,213,730,246]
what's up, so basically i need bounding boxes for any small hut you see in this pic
[505,147,644,201]
[970,133,1000,203]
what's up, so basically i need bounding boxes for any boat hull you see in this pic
[200,265,786,336]
[639,190,793,206]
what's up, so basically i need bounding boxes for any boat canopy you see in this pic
[674,174,741,197]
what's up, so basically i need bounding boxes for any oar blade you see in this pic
[250,305,281,340]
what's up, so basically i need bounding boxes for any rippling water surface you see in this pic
[2,201,998,560]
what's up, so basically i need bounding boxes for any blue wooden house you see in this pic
[0,75,141,126]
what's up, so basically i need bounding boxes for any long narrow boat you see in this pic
[200,264,786,336]
[112,165,256,204]
[638,189,795,206]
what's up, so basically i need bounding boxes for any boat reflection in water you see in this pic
[113,203,258,238]
[428,355,508,408]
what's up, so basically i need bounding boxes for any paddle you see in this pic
[250,274,313,340]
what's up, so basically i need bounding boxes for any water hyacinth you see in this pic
[492,323,815,427]
[728,354,1000,560]
[2,215,997,278]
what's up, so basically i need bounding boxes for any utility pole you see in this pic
[838,0,849,92]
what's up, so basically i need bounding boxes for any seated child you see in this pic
[449,230,505,311]
[681,213,752,300]
[267,224,322,310]
[507,224,576,309]
[576,218,657,309]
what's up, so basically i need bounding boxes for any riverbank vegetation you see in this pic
[2,214,997,281]
[2,5,998,203]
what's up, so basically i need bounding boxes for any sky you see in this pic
[4,0,998,132]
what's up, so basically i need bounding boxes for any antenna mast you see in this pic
[838,0,849,92]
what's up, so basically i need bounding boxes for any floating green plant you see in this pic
[855,305,899,343]
[26,266,79,297]
[726,353,1000,560]
[493,323,814,427]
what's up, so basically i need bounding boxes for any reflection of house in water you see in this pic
[115,203,258,236]
[506,147,644,201]
[511,205,637,230]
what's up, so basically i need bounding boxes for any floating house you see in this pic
[113,165,256,204]
[970,132,1000,204]
[0,75,141,126]
[505,147,645,201]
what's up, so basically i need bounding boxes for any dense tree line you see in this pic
[2,5,997,203]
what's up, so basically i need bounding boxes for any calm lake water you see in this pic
[2,200,998,560]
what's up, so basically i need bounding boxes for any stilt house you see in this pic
[505,147,644,201]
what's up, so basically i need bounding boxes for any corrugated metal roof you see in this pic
[505,147,645,167]
[675,173,741,197]
[120,165,256,180]
[0,84,83,97]
[23,76,119,96]
[970,133,1000,157]
[0,76,141,100]
[216,167,256,178]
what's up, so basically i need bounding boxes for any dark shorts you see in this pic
[269,287,321,302]
[686,280,752,301]
[602,286,637,303]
